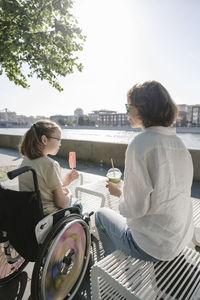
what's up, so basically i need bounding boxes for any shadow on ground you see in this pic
[53,155,125,179]
[0,148,21,161]
[0,272,28,300]
[0,236,103,300]
[192,181,200,199]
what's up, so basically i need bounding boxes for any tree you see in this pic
[57,117,65,126]
[0,0,85,91]
[78,115,88,126]
[66,117,73,126]
[78,115,95,126]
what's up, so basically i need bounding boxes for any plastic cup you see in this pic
[106,168,122,183]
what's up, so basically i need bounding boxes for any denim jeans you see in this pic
[95,207,159,262]
[67,197,83,214]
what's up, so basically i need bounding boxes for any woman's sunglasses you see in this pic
[125,104,133,113]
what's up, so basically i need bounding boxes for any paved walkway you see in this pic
[0,147,200,300]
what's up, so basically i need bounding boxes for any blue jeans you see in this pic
[67,198,83,214]
[95,207,159,262]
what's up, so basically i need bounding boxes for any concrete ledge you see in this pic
[0,134,22,150]
[1,133,200,180]
[0,134,127,168]
[189,149,200,181]
[58,139,127,168]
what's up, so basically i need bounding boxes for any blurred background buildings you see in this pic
[0,105,200,128]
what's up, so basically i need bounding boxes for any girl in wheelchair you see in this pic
[0,166,91,299]
[18,120,82,215]
[0,121,92,299]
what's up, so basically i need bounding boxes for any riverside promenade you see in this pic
[1,147,200,300]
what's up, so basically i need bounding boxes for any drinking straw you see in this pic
[111,158,115,177]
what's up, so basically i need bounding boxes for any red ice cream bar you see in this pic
[69,152,76,169]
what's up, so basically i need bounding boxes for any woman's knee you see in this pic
[95,207,105,225]
[95,207,112,223]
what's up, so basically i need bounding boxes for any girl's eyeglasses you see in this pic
[125,104,133,113]
[47,136,61,142]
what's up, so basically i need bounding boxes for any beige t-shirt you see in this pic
[19,156,63,215]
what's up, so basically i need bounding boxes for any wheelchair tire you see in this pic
[0,241,28,285]
[31,214,91,300]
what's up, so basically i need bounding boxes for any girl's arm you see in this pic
[62,169,79,186]
[53,186,70,209]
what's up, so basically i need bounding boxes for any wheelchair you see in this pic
[0,166,92,299]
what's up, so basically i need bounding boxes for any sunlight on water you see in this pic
[0,128,200,149]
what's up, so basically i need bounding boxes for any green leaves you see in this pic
[0,0,85,91]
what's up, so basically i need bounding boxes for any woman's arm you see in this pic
[53,186,70,209]
[107,180,123,197]
[119,141,153,219]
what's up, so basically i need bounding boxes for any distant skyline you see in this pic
[1,0,200,117]
[0,103,197,119]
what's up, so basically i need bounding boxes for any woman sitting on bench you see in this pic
[95,80,194,262]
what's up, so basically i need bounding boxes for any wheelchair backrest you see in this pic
[0,186,44,261]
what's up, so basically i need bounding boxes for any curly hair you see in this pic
[127,81,178,128]
[19,120,60,159]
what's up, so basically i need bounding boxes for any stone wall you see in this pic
[1,133,200,180]
[0,134,22,151]
[58,139,127,168]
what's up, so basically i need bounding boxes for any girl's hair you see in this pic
[127,80,178,128]
[19,120,60,159]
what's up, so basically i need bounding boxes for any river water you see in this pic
[1,128,200,149]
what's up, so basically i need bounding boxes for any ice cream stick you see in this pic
[69,152,76,169]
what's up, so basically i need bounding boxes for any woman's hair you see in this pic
[19,120,60,159]
[127,80,178,128]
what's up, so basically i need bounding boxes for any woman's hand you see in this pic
[106,180,123,197]
[63,169,79,186]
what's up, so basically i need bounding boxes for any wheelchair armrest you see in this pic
[7,166,34,179]
[79,173,83,185]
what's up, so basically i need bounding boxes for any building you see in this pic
[0,108,47,127]
[50,115,76,126]
[191,106,200,126]
[89,110,129,127]
[98,113,129,127]
[177,104,200,127]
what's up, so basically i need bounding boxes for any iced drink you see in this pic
[106,168,122,183]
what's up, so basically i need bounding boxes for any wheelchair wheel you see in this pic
[31,214,91,300]
[0,241,28,285]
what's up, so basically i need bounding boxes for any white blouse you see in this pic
[119,126,194,260]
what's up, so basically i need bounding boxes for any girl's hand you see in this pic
[62,186,70,196]
[106,180,123,197]
[63,169,79,186]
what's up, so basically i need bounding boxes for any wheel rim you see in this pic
[41,220,87,300]
[0,243,26,282]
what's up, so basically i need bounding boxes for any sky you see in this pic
[1,0,200,117]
